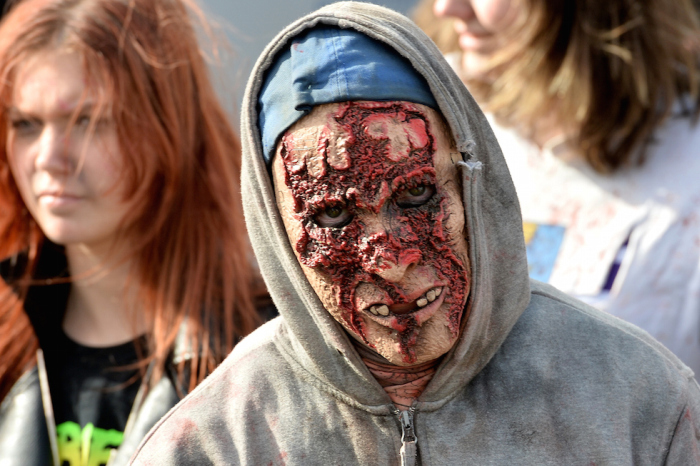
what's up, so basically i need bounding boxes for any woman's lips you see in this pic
[38,192,83,209]
[363,287,446,328]
[458,31,494,52]
[453,21,496,53]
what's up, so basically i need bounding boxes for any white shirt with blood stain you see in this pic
[491,112,700,377]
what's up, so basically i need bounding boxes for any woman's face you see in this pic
[7,50,131,252]
[433,0,523,77]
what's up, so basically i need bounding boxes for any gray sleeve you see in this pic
[127,414,222,466]
[664,379,700,465]
[127,378,241,465]
[113,376,181,466]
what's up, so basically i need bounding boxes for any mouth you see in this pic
[458,32,494,52]
[454,20,488,37]
[38,192,83,208]
[39,192,80,198]
[362,286,446,328]
[453,22,496,53]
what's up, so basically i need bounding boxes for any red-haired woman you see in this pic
[0,0,269,464]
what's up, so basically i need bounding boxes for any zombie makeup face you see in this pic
[272,101,470,366]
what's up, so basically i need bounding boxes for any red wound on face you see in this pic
[280,102,468,364]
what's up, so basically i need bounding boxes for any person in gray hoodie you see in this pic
[129,2,700,465]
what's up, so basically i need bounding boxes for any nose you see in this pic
[433,0,473,20]
[359,229,422,283]
[374,248,422,283]
[35,126,73,175]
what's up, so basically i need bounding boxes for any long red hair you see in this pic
[0,0,262,400]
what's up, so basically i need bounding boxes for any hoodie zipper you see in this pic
[394,407,418,466]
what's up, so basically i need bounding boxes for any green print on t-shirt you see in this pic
[56,421,123,466]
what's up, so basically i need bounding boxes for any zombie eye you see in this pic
[397,184,435,208]
[314,204,353,228]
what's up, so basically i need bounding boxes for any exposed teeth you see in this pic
[369,304,390,316]
[419,287,442,306]
[367,288,443,317]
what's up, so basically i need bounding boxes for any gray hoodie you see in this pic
[129,3,700,464]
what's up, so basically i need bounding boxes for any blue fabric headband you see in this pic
[257,26,439,166]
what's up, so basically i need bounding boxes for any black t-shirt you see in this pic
[4,243,277,465]
[42,328,144,466]
[10,244,145,465]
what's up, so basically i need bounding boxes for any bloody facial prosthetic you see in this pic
[272,101,470,366]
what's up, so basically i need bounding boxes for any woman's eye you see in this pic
[314,204,352,228]
[10,118,37,134]
[397,184,435,208]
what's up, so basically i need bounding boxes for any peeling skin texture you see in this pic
[272,101,471,366]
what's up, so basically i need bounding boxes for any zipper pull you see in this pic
[396,408,417,466]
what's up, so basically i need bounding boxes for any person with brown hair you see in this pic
[424,0,700,377]
[0,0,269,464]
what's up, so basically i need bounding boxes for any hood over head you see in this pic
[241,1,530,410]
[257,26,438,165]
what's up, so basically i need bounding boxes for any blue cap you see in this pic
[257,26,438,166]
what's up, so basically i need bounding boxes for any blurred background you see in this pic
[198,0,421,119]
